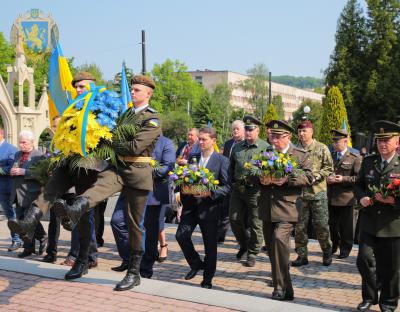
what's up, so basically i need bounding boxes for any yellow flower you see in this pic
[150,159,156,167]
[279,153,284,159]
[292,162,297,167]
[244,162,251,169]
[195,171,201,176]
[261,160,267,167]
[168,171,173,175]
[184,177,189,182]
[204,168,209,174]
[177,170,182,176]
[213,180,220,185]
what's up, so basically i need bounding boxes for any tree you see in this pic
[76,63,106,86]
[0,32,15,82]
[325,0,367,132]
[261,104,279,139]
[161,110,193,143]
[240,63,269,118]
[272,95,284,119]
[112,62,134,93]
[209,83,233,142]
[291,99,324,142]
[272,76,324,89]
[193,92,213,127]
[319,86,351,146]
[151,59,204,114]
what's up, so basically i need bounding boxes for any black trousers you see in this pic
[46,209,60,256]
[357,230,400,310]
[94,200,107,246]
[176,212,218,284]
[328,205,354,254]
[16,203,46,250]
[217,194,230,242]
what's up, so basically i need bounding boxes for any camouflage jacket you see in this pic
[298,139,334,199]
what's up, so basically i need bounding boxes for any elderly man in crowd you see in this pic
[176,128,200,165]
[10,130,47,258]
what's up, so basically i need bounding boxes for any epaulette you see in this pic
[348,147,360,156]
[349,151,359,157]
[364,153,379,160]
[146,107,157,113]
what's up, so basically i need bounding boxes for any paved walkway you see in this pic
[0,217,394,311]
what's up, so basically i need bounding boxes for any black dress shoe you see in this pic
[140,271,153,279]
[291,256,309,267]
[200,281,212,289]
[271,290,294,301]
[38,237,48,255]
[157,244,168,263]
[236,247,247,260]
[42,254,57,263]
[379,304,395,312]
[322,251,333,266]
[65,260,88,280]
[185,268,202,280]
[8,241,22,252]
[18,249,34,258]
[111,260,129,272]
[338,252,350,259]
[357,300,373,311]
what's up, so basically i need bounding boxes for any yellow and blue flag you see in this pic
[341,118,352,147]
[120,64,133,111]
[48,43,76,121]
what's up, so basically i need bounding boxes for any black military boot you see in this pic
[53,197,88,230]
[322,250,333,266]
[8,206,43,244]
[114,255,141,291]
[65,259,88,280]
[291,256,309,267]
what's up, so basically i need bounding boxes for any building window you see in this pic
[195,76,203,85]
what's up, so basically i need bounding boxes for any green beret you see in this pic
[131,75,156,89]
[374,120,400,139]
[243,115,262,129]
[71,71,96,87]
[269,120,294,134]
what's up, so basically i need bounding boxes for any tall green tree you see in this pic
[240,63,269,118]
[161,110,193,143]
[209,83,233,142]
[319,86,351,145]
[193,92,213,127]
[262,104,279,139]
[361,0,400,129]
[151,59,204,114]
[113,62,134,93]
[325,0,366,131]
[272,95,284,119]
[0,32,15,82]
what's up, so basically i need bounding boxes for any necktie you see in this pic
[382,160,389,170]
[336,152,341,161]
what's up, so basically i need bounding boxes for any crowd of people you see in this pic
[1,72,399,312]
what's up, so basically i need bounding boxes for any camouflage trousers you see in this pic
[295,191,332,258]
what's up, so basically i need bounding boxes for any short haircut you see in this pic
[199,127,217,140]
[19,130,34,141]
[231,120,245,129]
[52,115,61,121]
[188,128,199,136]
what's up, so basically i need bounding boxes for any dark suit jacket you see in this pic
[147,135,176,206]
[176,141,200,160]
[10,149,46,208]
[223,138,244,159]
[0,140,17,196]
[328,149,362,206]
[181,152,230,221]
[258,145,314,223]
[355,153,400,237]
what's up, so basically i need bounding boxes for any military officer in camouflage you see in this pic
[229,116,269,267]
[293,120,334,267]
[327,128,362,259]
[53,75,161,291]
[355,120,400,312]
[258,120,313,301]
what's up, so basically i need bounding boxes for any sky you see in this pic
[1,1,351,80]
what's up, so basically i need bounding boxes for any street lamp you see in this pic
[303,105,311,120]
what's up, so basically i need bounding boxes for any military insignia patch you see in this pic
[148,119,160,127]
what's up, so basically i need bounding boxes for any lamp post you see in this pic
[303,105,311,120]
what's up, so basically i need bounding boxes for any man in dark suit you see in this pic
[175,127,230,289]
[327,128,362,258]
[10,130,47,258]
[176,128,200,165]
[355,120,400,312]
[0,127,20,251]
[258,120,313,301]
[218,120,245,243]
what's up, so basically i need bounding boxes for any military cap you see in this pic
[374,120,400,139]
[243,115,262,129]
[269,119,295,134]
[297,120,313,129]
[131,75,156,89]
[331,128,349,140]
[71,71,96,87]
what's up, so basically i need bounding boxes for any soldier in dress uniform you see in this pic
[52,75,161,291]
[229,116,269,267]
[355,120,400,312]
[258,120,314,301]
[327,129,362,258]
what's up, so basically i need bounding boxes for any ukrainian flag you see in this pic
[342,118,352,147]
[48,43,76,121]
[120,64,133,111]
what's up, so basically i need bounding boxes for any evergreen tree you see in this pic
[161,110,193,144]
[272,95,284,119]
[193,92,213,127]
[291,100,324,141]
[261,104,279,139]
[325,0,366,131]
[319,86,351,146]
